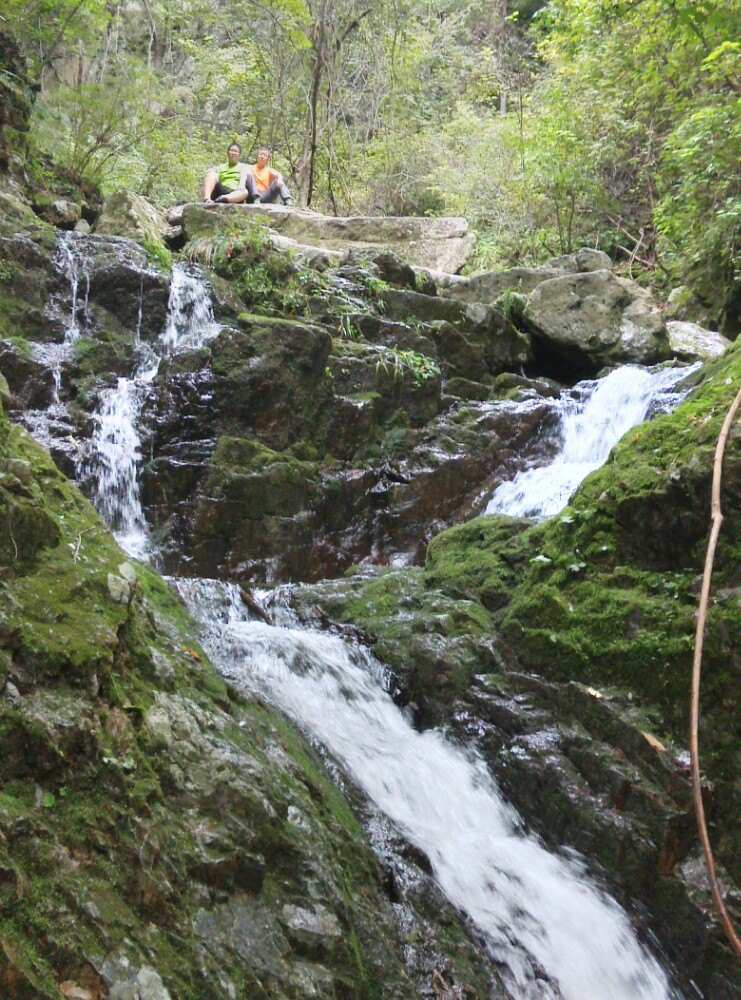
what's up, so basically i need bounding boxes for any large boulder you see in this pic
[443,248,613,305]
[379,287,532,374]
[180,203,476,273]
[95,190,168,244]
[523,269,670,370]
[667,320,731,361]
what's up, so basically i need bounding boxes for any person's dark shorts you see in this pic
[212,182,237,199]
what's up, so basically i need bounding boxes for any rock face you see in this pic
[4,168,738,998]
[523,269,671,370]
[442,247,613,304]
[181,202,476,272]
[291,343,741,997]
[95,190,169,244]
[0,28,34,181]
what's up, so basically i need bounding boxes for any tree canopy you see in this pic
[4,0,739,319]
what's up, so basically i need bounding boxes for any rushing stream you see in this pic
[175,578,677,1000]
[30,232,694,998]
[486,363,699,519]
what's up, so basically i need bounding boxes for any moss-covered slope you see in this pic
[428,345,739,797]
[0,399,501,997]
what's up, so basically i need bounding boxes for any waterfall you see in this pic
[83,262,220,559]
[485,363,700,519]
[174,577,678,1000]
[44,246,686,997]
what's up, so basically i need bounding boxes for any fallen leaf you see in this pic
[641,731,666,753]
[59,983,93,999]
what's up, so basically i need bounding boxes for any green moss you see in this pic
[211,434,318,477]
[142,238,173,273]
[426,514,539,609]
[300,569,496,723]
[422,344,740,851]
[72,329,136,380]
[0,286,45,341]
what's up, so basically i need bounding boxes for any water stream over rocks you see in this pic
[25,230,696,998]
[174,578,678,1000]
[486,363,700,519]
[22,231,93,454]
[81,261,220,559]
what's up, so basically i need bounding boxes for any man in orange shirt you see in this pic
[245,148,293,206]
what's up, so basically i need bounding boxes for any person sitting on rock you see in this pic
[244,148,293,206]
[203,142,249,204]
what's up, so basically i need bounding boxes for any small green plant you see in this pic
[498,288,527,326]
[338,314,359,340]
[374,346,440,388]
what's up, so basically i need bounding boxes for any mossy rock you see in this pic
[0,403,502,997]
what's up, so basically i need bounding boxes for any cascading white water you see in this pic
[84,262,220,559]
[48,230,91,400]
[174,577,677,1000]
[23,233,93,450]
[486,363,700,519]
[162,265,220,352]
[87,358,159,560]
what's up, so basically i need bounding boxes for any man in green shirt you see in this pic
[203,142,249,204]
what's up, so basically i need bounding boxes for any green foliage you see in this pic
[9,0,737,320]
[374,347,440,389]
[142,238,173,272]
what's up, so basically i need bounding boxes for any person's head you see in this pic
[256,147,271,168]
[226,142,242,165]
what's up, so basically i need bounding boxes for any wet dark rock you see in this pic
[490,371,563,401]
[83,237,169,341]
[380,286,532,374]
[351,312,438,356]
[0,232,60,343]
[0,341,55,410]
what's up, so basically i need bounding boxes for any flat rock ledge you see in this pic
[179,202,476,273]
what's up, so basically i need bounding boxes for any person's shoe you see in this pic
[282,197,293,206]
